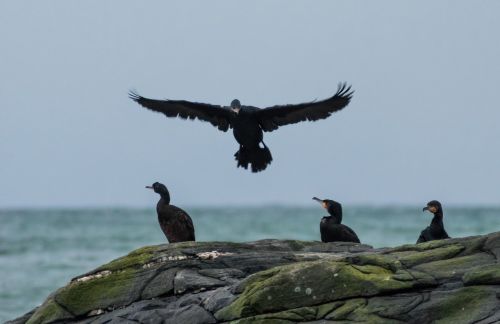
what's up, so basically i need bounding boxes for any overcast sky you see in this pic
[1,1,499,208]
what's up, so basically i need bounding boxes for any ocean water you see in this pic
[1,206,499,322]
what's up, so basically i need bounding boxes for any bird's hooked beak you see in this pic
[423,205,438,213]
[231,107,241,114]
[312,197,327,209]
[145,186,153,190]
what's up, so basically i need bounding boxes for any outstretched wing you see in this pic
[256,83,353,132]
[129,91,234,132]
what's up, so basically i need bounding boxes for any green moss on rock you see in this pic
[26,298,73,324]
[405,269,437,286]
[19,234,500,324]
[393,244,464,268]
[230,302,344,323]
[361,293,424,320]
[463,264,500,285]
[425,286,497,323]
[414,253,494,281]
[349,253,401,272]
[329,298,401,324]
[154,240,319,254]
[394,239,452,252]
[231,318,294,324]
[316,301,345,318]
[255,306,318,322]
[55,268,155,316]
[460,236,487,256]
[324,298,366,320]
[95,246,156,272]
[216,259,429,321]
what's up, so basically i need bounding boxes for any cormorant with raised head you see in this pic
[129,84,353,172]
[417,200,450,243]
[312,197,360,243]
[146,182,195,243]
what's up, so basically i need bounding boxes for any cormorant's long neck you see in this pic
[327,206,342,224]
[430,211,444,231]
[159,191,170,205]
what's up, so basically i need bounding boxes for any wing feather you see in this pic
[172,207,196,242]
[129,91,233,132]
[257,83,353,132]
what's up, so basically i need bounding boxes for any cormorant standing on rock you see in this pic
[312,197,360,243]
[417,200,450,243]
[129,84,353,172]
[146,182,195,243]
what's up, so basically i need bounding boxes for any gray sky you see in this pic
[1,1,499,207]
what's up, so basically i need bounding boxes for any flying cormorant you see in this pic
[129,84,353,172]
[312,197,360,243]
[417,200,450,243]
[146,182,195,243]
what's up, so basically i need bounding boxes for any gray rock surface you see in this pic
[8,234,500,324]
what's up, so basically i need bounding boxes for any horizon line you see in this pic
[2,202,500,211]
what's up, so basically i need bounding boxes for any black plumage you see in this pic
[129,84,353,172]
[312,197,360,243]
[417,200,450,243]
[146,182,195,243]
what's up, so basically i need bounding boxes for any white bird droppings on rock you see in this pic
[75,270,112,283]
[196,251,234,260]
[267,296,272,300]
[164,255,188,261]
[142,255,189,269]
[87,309,104,316]
[294,287,301,293]
[305,288,312,295]
[142,263,152,269]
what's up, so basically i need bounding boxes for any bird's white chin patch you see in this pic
[231,108,240,114]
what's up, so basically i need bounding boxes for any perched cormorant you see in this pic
[129,84,353,172]
[417,200,450,243]
[312,197,360,243]
[146,182,195,243]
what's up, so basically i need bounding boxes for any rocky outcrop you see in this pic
[8,232,500,324]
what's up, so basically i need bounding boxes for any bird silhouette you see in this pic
[417,200,450,243]
[146,182,195,243]
[130,84,353,172]
[312,197,360,243]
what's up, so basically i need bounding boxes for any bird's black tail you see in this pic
[234,143,273,173]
